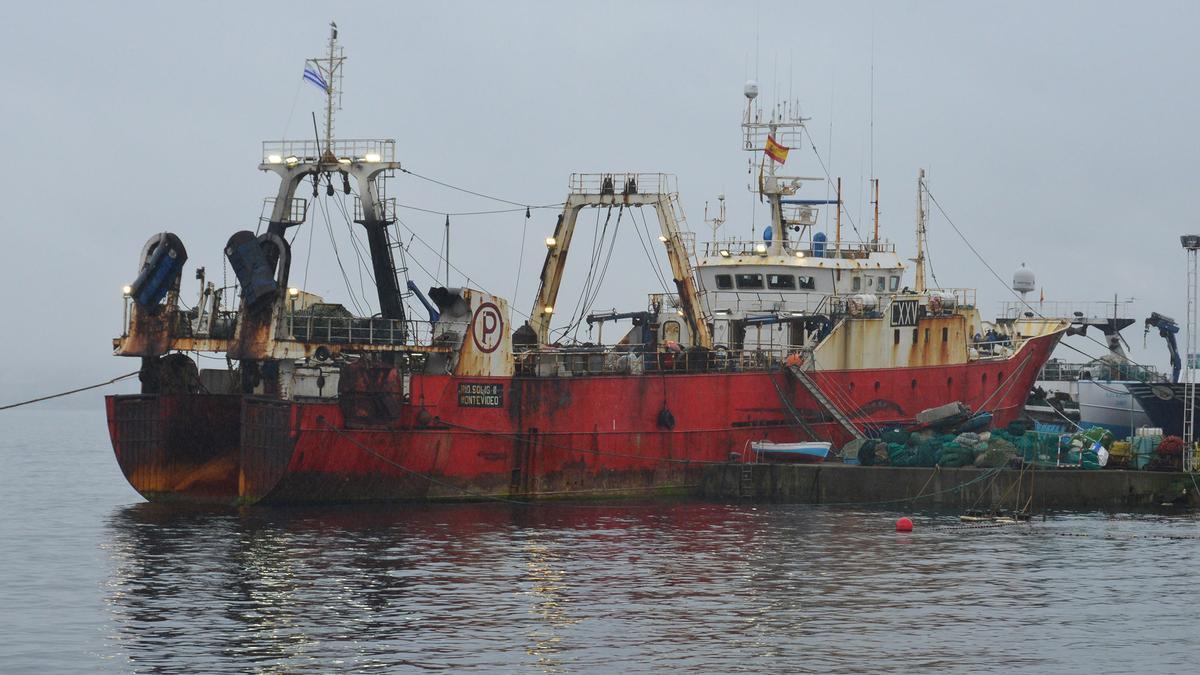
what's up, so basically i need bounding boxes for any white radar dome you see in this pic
[1012,263,1036,294]
[744,80,759,100]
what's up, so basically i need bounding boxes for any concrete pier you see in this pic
[701,463,1199,509]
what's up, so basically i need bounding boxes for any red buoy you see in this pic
[895,517,914,532]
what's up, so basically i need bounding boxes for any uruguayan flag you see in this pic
[303,64,329,93]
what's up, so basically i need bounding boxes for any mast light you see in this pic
[122,285,132,297]
[545,237,557,247]
[364,152,381,163]
[267,154,283,164]
[284,156,300,167]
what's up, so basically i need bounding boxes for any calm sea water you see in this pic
[1,406,1197,673]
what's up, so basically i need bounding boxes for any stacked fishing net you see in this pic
[845,429,1023,468]
[840,412,1152,471]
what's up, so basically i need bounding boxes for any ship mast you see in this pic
[913,168,928,293]
[742,84,835,257]
[259,24,408,325]
[307,22,344,158]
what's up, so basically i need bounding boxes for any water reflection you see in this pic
[103,502,1199,672]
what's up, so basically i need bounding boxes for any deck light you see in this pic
[795,251,806,259]
[337,157,351,165]
[658,235,669,243]
[543,306,554,314]
[677,309,685,316]
[288,287,300,297]
[122,285,132,297]
[364,152,382,162]
[284,156,300,167]
[545,236,557,247]
[755,243,768,254]
[267,154,283,164]
[719,249,731,258]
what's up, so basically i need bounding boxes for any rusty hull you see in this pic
[107,395,297,505]
[104,329,1063,505]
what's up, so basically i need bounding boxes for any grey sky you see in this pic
[1,1,1197,403]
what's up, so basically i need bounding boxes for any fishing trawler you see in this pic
[1020,300,1165,437]
[105,29,1068,504]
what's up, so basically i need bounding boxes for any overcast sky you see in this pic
[1,0,1197,404]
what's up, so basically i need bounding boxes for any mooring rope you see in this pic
[0,371,140,411]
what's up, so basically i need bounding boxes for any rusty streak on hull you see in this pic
[107,332,1060,505]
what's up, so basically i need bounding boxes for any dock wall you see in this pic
[700,463,1198,509]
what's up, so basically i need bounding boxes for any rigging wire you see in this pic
[394,202,562,217]
[512,207,530,310]
[330,192,376,312]
[922,187,1169,384]
[801,126,865,241]
[393,216,533,322]
[315,189,366,315]
[301,196,316,292]
[399,168,548,208]
[557,208,608,340]
[630,207,674,295]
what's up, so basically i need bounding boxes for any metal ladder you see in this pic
[738,461,754,497]
[785,364,867,441]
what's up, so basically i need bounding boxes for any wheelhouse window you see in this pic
[798,276,816,290]
[715,274,733,290]
[735,273,764,289]
[889,276,900,291]
[876,276,886,292]
[851,276,861,291]
[767,274,796,290]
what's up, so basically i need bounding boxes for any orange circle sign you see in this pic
[471,302,504,353]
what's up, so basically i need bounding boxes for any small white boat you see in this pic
[751,440,832,463]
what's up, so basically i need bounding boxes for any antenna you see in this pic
[705,193,727,242]
[913,169,928,293]
[871,178,880,243]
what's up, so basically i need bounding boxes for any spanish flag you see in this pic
[765,135,789,164]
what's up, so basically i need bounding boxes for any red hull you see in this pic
[106,333,1059,504]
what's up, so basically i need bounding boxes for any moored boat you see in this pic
[751,441,831,463]
[105,28,1068,505]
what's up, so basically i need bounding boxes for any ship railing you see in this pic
[702,239,896,259]
[261,139,397,164]
[259,197,309,226]
[928,287,977,309]
[353,195,397,223]
[969,337,1024,360]
[648,292,681,310]
[708,293,834,317]
[569,172,677,197]
[999,299,1134,321]
[1036,360,1164,382]
[514,347,789,377]
[287,314,434,347]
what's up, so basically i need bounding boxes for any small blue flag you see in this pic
[303,64,329,93]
